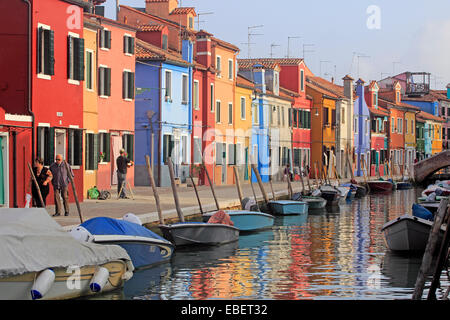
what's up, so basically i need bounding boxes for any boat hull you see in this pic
[368,181,393,192]
[268,200,308,215]
[159,223,240,246]
[202,211,274,231]
[301,196,327,209]
[0,260,129,300]
[355,185,367,198]
[92,236,174,269]
[320,191,340,206]
[396,182,412,190]
[381,214,445,253]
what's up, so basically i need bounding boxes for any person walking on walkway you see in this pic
[117,148,134,199]
[49,154,74,216]
[31,157,52,207]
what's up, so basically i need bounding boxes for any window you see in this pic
[216,101,221,123]
[228,59,233,80]
[210,84,214,112]
[300,70,304,91]
[162,35,168,50]
[354,116,358,134]
[391,117,395,133]
[323,107,329,125]
[228,144,235,165]
[396,91,400,102]
[193,80,199,110]
[398,118,402,134]
[37,26,55,77]
[85,133,98,170]
[98,66,111,97]
[216,56,221,76]
[442,107,446,117]
[365,119,369,135]
[165,71,172,100]
[411,120,414,134]
[282,106,285,126]
[163,134,174,164]
[122,134,134,161]
[293,109,298,127]
[373,92,378,107]
[277,106,281,125]
[331,109,336,126]
[68,129,83,166]
[228,103,233,124]
[123,35,135,55]
[216,143,225,165]
[67,34,84,81]
[181,135,188,164]
[341,107,345,124]
[123,70,135,100]
[269,105,274,125]
[405,119,408,134]
[182,74,188,104]
[98,132,110,162]
[85,50,94,90]
[240,97,246,119]
[252,103,259,124]
[193,137,202,163]
[189,17,194,29]
[37,126,54,166]
[99,29,111,49]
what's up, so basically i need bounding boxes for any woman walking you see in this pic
[31,157,52,207]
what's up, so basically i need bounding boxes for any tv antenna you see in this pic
[196,12,214,30]
[244,25,264,59]
[270,43,280,58]
[287,36,301,58]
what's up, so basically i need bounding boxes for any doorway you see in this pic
[111,134,122,185]
[55,129,66,160]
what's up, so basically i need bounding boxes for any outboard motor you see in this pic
[242,197,256,211]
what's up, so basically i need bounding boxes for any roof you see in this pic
[170,7,197,16]
[84,13,137,32]
[137,24,167,32]
[368,105,389,117]
[306,79,339,99]
[378,91,421,111]
[236,74,258,91]
[401,91,449,103]
[417,110,444,123]
[306,76,346,99]
[211,37,240,52]
[280,86,300,98]
[237,58,304,70]
[120,5,183,29]
[135,38,189,66]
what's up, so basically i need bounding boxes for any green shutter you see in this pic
[105,68,111,96]
[46,127,55,166]
[123,36,128,54]
[122,71,127,99]
[75,38,84,81]
[128,135,134,161]
[45,30,55,76]
[107,30,111,49]
[75,129,83,166]
[37,27,43,74]
[67,129,74,164]
[85,133,90,170]
[93,134,99,170]
[129,72,135,99]
[67,35,72,79]
[130,37,135,54]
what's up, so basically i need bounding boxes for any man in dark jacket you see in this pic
[49,154,74,216]
[117,148,134,199]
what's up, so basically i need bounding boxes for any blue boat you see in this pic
[202,210,274,232]
[268,200,308,215]
[396,182,412,190]
[412,203,434,221]
[79,217,174,269]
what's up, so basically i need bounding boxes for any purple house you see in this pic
[353,79,371,176]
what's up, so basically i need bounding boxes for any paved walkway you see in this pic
[45,175,402,230]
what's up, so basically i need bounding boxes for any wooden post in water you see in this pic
[251,163,269,205]
[360,157,370,193]
[195,143,220,211]
[27,162,45,208]
[189,175,204,215]
[427,209,450,300]
[249,174,261,212]
[145,155,164,225]
[346,150,355,181]
[269,177,276,200]
[305,166,312,193]
[314,161,321,186]
[298,166,306,194]
[287,174,293,199]
[412,198,449,300]
[167,157,185,223]
[64,160,83,223]
[233,166,244,206]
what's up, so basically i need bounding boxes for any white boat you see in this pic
[336,186,350,203]
[381,214,446,253]
[0,208,134,300]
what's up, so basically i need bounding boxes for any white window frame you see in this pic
[216,55,222,77]
[85,49,94,91]
[123,68,134,102]
[216,100,221,123]
[228,59,233,80]
[164,70,172,101]
[228,102,233,125]
[210,83,214,113]
[240,97,246,120]
[123,33,134,56]
[37,23,52,80]
[98,64,110,99]
[193,80,200,110]
[100,28,110,51]
[181,73,188,104]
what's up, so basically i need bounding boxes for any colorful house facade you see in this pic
[353,79,371,176]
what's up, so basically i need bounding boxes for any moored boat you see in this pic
[412,203,434,220]
[0,208,134,300]
[367,180,394,192]
[319,185,340,206]
[381,214,446,253]
[292,193,327,209]
[268,200,308,215]
[74,216,174,269]
[202,210,274,231]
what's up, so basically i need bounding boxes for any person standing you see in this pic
[31,157,52,207]
[116,148,134,199]
[49,154,74,216]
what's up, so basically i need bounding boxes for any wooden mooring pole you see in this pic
[64,160,83,224]
[27,162,45,208]
[251,163,270,205]
[233,166,245,206]
[412,198,449,300]
[167,157,184,223]
[145,155,164,225]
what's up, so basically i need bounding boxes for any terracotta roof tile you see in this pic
[417,110,444,122]
[238,58,303,70]
[306,76,345,99]
[135,38,188,65]
[137,24,166,32]
[170,7,196,16]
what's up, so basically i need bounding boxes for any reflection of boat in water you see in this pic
[123,263,172,300]
[325,205,341,214]
[238,229,274,250]
[170,241,239,268]
[381,251,423,288]
[274,211,308,226]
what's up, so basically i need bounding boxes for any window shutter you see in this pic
[104,133,111,162]
[105,67,111,96]
[45,30,55,76]
[37,27,43,74]
[123,36,128,54]
[98,67,104,96]
[67,35,72,79]
[67,129,74,165]
[130,37,135,54]
[75,129,83,166]
[129,72,134,99]
[107,30,111,49]
[128,134,134,161]
[75,38,84,81]
[122,71,127,99]
[93,134,99,170]
[45,127,55,166]
[85,133,90,170]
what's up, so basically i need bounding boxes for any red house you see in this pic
[0,0,92,207]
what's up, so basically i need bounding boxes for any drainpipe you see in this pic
[23,0,35,165]
[12,131,18,208]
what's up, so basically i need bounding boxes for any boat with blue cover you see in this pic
[202,210,274,232]
[412,203,434,221]
[78,217,174,269]
[268,200,308,215]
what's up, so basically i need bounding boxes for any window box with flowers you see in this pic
[99,151,106,163]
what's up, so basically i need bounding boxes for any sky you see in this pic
[104,0,450,88]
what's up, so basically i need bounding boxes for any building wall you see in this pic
[404,111,416,166]
[431,121,442,155]
[354,84,371,176]
[95,20,136,191]
[83,26,98,197]
[404,100,439,116]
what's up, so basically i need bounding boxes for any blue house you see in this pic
[134,38,193,187]
[353,79,371,176]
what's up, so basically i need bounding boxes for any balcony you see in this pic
[405,72,430,96]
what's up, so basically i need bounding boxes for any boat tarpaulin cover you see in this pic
[207,210,234,226]
[0,208,132,277]
[81,217,167,241]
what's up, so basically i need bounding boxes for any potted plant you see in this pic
[99,151,105,163]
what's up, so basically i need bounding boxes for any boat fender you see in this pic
[89,267,110,293]
[123,213,142,225]
[69,226,94,243]
[31,269,55,300]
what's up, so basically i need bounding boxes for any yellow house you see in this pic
[234,75,255,183]
[431,120,443,155]
[83,18,100,197]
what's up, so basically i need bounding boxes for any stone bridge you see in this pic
[414,150,450,183]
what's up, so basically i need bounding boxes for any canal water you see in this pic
[93,188,449,300]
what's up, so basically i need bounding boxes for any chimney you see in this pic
[252,64,266,94]
[145,0,178,19]
[331,77,334,84]
[447,83,450,99]
[181,32,193,63]
[195,31,212,68]
[342,75,354,101]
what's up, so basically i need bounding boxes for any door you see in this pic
[244,147,249,181]
[111,135,122,185]
[55,130,66,160]
[221,143,226,184]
